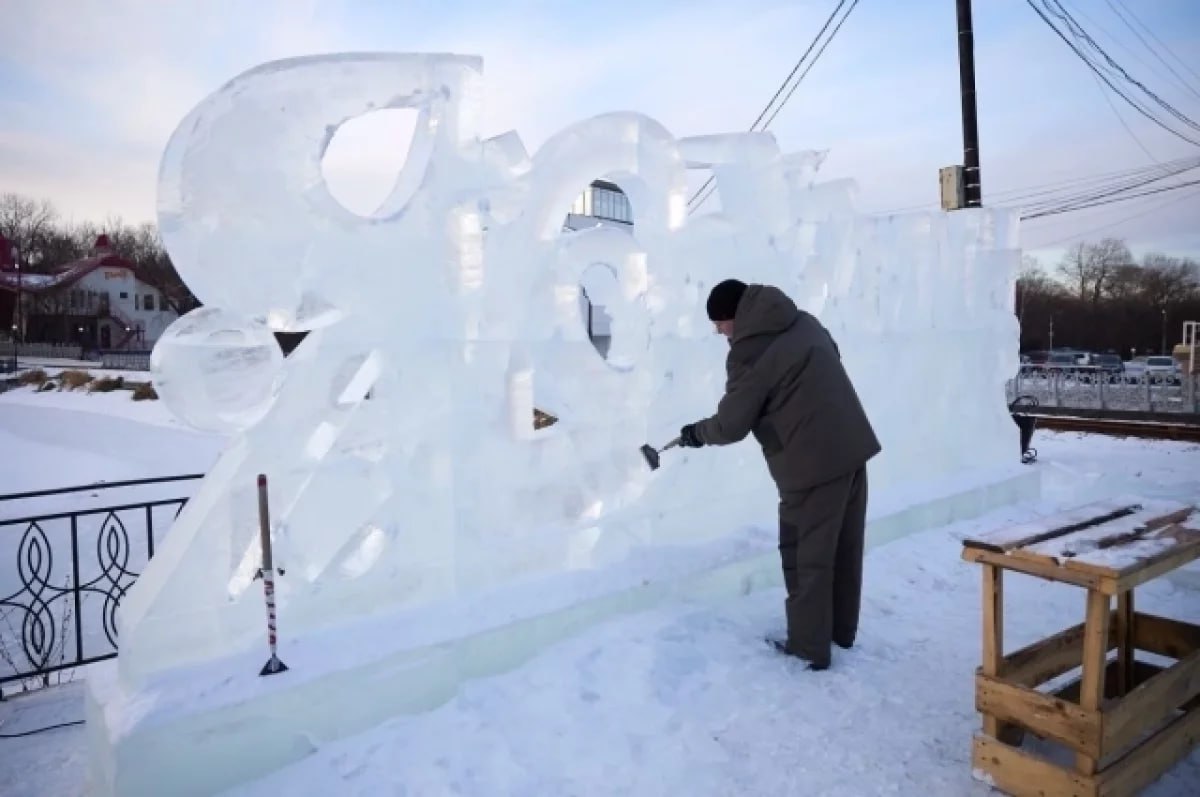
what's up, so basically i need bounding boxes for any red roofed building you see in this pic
[0,234,180,350]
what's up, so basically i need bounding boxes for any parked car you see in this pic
[1078,353,1123,381]
[1045,352,1078,372]
[1145,355,1182,384]
[1123,356,1182,385]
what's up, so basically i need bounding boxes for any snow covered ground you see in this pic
[0,383,224,519]
[1,390,1198,796]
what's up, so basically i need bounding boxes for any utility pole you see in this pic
[10,243,19,372]
[956,0,982,207]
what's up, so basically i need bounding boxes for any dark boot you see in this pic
[766,637,829,671]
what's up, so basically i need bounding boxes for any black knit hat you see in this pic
[706,279,747,322]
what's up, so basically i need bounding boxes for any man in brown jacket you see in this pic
[679,279,881,671]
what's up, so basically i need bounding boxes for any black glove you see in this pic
[679,424,704,448]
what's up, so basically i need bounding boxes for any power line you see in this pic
[688,0,855,211]
[760,0,860,131]
[873,156,1200,215]
[1021,176,1200,219]
[1043,0,1200,134]
[1025,185,1200,248]
[1063,0,1200,104]
[1106,0,1200,95]
[1018,160,1200,216]
[1024,0,1200,148]
[1088,68,1158,164]
[687,0,861,213]
[745,0,848,134]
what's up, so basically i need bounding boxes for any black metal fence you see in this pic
[0,474,203,697]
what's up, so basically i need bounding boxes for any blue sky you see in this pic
[1,0,1198,266]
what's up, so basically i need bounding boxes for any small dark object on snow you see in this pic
[640,437,680,471]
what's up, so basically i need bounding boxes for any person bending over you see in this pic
[679,279,881,671]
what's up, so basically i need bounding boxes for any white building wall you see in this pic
[75,266,179,347]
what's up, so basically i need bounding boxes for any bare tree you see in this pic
[1017,257,1068,302]
[0,193,60,270]
[1103,263,1143,301]
[1057,237,1133,305]
[1139,253,1199,309]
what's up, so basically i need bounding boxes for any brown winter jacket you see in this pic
[693,284,881,492]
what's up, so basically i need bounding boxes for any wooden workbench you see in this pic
[961,497,1200,797]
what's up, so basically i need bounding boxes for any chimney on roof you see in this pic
[91,234,113,256]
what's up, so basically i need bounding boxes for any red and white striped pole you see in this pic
[256,473,288,676]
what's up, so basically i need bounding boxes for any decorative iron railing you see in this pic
[0,474,203,697]
[97,350,152,371]
[1006,367,1199,415]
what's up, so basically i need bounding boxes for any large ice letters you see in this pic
[123,53,1030,684]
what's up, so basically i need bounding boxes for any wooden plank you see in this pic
[1076,590,1111,775]
[972,734,1096,797]
[1052,659,1162,704]
[1097,703,1200,797]
[976,673,1102,756]
[1002,617,1117,689]
[962,500,1141,553]
[1134,612,1200,660]
[1111,525,1200,594]
[1103,648,1200,757]
[1063,522,1200,579]
[963,547,1105,590]
[1014,503,1194,567]
[1116,591,1135,697]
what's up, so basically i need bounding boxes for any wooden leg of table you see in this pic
[981,564,1024,743]
[1116,589,1135,697]
[1076,588,1111,775]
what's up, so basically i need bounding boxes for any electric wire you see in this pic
[873,156,1200,216]
[1025,185,1200,248]
[1105,0,1200,100]
[1063,0,1200,104]
[1021,176,1200,219]
[1024,0,1200,148]
[687,0,852,210]
[1019,160,1200,216]
[1042,0,1200,134]
[686,0,860,213]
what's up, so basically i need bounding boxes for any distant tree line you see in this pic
[3,193,1196,358]
[0,192,199,315]
[1017,237,1200,357]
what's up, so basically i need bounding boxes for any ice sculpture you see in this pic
[89,50,1034,796]
[150,307,284,433]
[119,52,1028,683]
